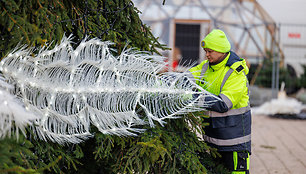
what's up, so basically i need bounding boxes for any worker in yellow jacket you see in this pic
[188,29,251,174]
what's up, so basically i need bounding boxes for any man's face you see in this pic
[204,48,225,65]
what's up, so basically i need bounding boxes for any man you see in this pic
[188,29,251,174]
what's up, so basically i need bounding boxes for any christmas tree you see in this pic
[0,0,229,173]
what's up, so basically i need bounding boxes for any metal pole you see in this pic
[272,50,276,98]
[276,23,281,96]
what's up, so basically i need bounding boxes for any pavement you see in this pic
[250,114,306,174]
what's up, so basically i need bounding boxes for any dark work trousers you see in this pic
[217,151,250,174]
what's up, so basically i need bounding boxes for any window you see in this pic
[173,20,210,68]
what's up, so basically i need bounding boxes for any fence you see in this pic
[279,23,306,77]
[270,23,306,98]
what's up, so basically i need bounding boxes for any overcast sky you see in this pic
[257,0,306,24]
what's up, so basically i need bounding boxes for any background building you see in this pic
[133,0,282,72]
[133,0,306,87]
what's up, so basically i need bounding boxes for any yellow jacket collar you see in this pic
[209,53,230,71]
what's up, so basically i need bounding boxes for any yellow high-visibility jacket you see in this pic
[188,51,251,152]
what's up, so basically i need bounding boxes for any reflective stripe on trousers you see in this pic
[203,134,251,146]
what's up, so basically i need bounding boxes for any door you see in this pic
[173,20,210,69]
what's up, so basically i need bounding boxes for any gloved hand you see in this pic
[192,93,209,109]
[192,93,200,100]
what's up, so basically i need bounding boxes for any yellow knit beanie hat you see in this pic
[201,29,231,53]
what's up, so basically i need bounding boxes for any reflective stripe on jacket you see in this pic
[188,51,251,152]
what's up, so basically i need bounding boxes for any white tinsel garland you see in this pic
[0,35,218,144]
[0,76,38,139]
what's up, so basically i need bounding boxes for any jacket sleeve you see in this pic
[202,66,248,112]
[220,68,248,109]
[188,61,206,82]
